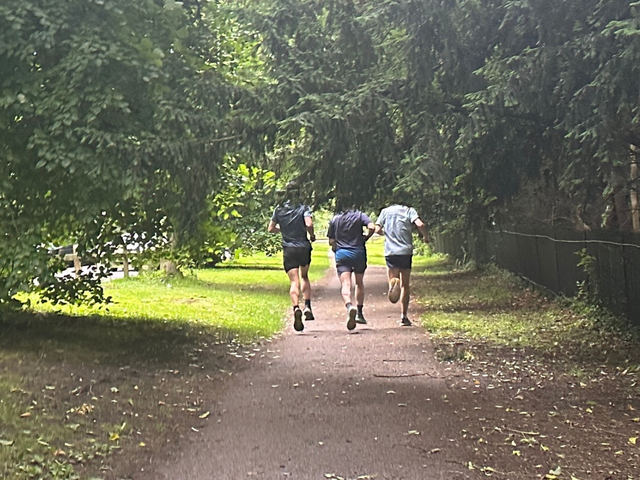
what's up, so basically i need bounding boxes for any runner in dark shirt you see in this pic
[327,210,375,330]
[268,200,316,332]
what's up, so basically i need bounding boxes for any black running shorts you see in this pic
[385,254,412,270]
[283,246,312,272]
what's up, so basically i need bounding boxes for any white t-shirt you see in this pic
[376,204,420,256]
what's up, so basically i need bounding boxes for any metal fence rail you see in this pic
[433,227,640,326]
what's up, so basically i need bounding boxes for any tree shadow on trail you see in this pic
[0,311,237,370]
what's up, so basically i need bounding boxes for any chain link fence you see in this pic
[433,226,640,326]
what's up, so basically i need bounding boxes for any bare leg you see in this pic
[354,272,365,306]
[286,268,301,307]
[386,266,402,304]
[387,267,400,283]
[340,271,357,330]
[339,271,353,305]
[399,268,412,317]
[300,264,311,302]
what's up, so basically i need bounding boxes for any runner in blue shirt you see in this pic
[268,185,316,332]
[327,209,375,330]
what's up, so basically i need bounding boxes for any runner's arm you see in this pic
[267,220,280,234]
[364,222,375,241]
[414,218,430,243]
[305,216,316,242]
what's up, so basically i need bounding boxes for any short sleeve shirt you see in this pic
[375,204,420,256]
[327,210,372,250]
[271,203,312,248]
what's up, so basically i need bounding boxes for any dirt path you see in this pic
[145,265,473,480]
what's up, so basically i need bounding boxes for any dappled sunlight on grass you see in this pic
[21,243,333,343]
[416,266,567,349]
[414,264,640,360]
[421,309,569,348]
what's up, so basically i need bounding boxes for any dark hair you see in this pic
[334,197,356,213]
[389,189,413,206]
[277,180,302,205]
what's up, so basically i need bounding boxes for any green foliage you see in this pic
[238,0,640,234]
[235,0,407,209]
[5,0,640,306]
[0,0,268,306]
[576,248,598,301]
[181,161,282,266]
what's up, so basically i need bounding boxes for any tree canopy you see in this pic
[0,0,271,306]
[239,0,640,230]
[2,0,640,306]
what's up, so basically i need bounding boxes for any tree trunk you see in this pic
[122,254,130,278]
[160,259,181,276]
[160,233,182,276]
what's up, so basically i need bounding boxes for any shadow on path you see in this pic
[143,265,476,480]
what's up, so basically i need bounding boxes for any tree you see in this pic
[0,0,266,306]
[241,0,640,233]
[234,0,407,210]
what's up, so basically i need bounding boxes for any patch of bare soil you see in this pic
[440,343,640,479]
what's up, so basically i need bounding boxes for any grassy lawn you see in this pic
[411,263,640,479]
[25,242,331,341]
[0,243,331,480]
[413,264,620,355]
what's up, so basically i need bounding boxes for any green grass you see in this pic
[22,242,332,342]
[224,241,330,278]
[1,244,333,480]
[0,366,120,480]
[413,264,640,371]
[415,266,569,348]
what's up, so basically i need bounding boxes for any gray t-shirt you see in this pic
[271,202,312,248]
[376,204,420,256]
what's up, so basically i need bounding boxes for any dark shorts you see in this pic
[283,246,312,272]
[385,254,412,270]
[335,248,367,275]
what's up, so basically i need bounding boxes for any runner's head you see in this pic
[276,180,303,205]
[389,189,413,207]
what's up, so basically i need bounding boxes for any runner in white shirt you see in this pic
[375,204,429,326]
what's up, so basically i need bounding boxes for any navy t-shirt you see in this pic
[271,203,312,248]
[327,210,372,250]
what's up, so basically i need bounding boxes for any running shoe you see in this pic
[400,316,412,327]
[293,308,304,331]
[303,307,315,321]
[388,277,401,304]
[347,306,357,331]
[355,313,367,324]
